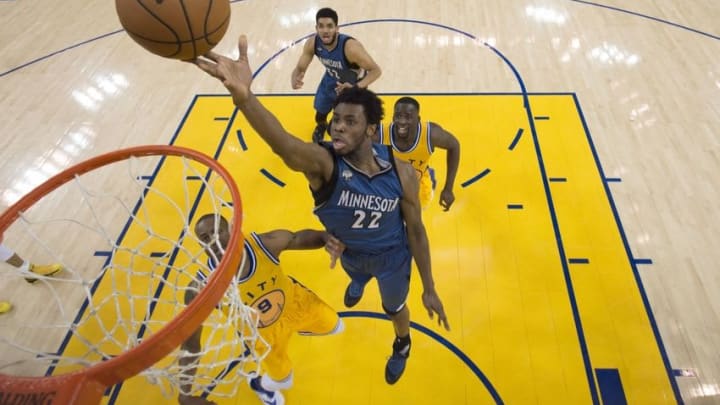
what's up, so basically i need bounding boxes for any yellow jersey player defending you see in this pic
[377,97,461,211]
[178,214,345,405]
[0,239,64,314]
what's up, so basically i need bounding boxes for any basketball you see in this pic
[115,0,231,60]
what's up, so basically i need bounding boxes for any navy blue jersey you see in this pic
[313,144,407,255]
[314,33,364,84]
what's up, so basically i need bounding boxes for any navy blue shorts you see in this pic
[340,245,411,313]
[313,74,337,115]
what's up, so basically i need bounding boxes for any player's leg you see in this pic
[288,278,344,336]
[374,249,413,384]
[311,75,336,142]
[0,242,63,283]
[339,253,374,308]
[419,171,434,210]
[249,324,293,405]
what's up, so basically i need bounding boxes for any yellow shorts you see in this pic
[419,171,434,210]
[254,279,339,381]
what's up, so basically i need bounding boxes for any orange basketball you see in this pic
[115,0,231,60]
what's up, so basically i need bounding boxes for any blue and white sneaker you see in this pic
[249,375,285,405]
[385,338,411,384]
[343,280,365,308]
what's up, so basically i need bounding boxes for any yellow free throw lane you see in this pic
[98,94,677,404]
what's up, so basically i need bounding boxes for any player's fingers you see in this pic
[329,254,338,269]
[238,34,248,58]
[441,315,450,331]
[203,50,222,62]
[194,59,218,77]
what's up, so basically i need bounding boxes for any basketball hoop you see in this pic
[0,145,262,404]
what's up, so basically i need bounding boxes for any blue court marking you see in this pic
[508,128,524,150]
[572,94,682,402]
[595,368,628,405]
[461,168,491,188]
[259,169,286,187]
[186,175,202,181]
[507,204,524,209]
[570,1,720,41]
[214,117,230,121]
[549,177,567,182]
[634,258,653,265]
[481,40,601,404]
[236,129,248,151]
[1,2,716,78]
[534,116,550,120]
[605,177,622,183]
[196,310,504,404]
[107,104,240,404]
[672,369,697,377]
[569,258,590,264]
[149,252,167,258]
[43,96,205,376]
[136,175,153,181]
[342,311,504,404]
[0,30,123,78]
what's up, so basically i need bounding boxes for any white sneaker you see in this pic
[248,375,285,405]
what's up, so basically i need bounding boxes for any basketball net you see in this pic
[0,146,268,403]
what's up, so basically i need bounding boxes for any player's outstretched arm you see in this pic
[193,35,331,178]
[257,230,345,269]
[430,122,461,211]
[291,38,315,89]
[396,159,450,331]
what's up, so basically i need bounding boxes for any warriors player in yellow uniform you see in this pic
[377,97,461,211]
[179,214,345,405]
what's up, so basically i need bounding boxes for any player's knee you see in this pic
[383,302,406,316]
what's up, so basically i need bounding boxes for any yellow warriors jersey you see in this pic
[379,122,435,208]
[200,232,339,380]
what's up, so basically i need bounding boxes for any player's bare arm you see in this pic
[291,38,315,89]
[429,122,461,211]
[339,38,382,91]
[396,158,450,330]
[193,35,334,188]
[258,230,345,268]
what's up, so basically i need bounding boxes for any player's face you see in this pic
[392,103,420,140]
[194,219,229,262]
[330,103,374,155]
[316,18,338,46]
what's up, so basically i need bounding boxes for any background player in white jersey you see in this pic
[178,214,345,405]
[291,7,382,142]
[193,35,449,385]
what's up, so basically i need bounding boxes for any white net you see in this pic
[0,148,268,399]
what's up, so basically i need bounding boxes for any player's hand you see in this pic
[335,81,354,95]
[422,289,450,331]
[324,235,345,269]
[178,394,216,405]
[193,35,253,105]
[439,188,455,211]
[291,70,305,89]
